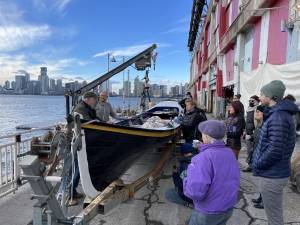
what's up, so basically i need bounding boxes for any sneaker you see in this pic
[253,202,264,209]
[242,167,252,173]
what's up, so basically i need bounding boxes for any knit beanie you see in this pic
[261,80,286,101]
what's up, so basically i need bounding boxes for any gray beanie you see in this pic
[198,120,226,140]
[83,91,97,99]
[261,80,286,101]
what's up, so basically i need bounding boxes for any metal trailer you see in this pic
[18,44,177,225]
[20,115,173,225]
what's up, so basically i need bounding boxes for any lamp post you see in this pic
[106,53,116,96]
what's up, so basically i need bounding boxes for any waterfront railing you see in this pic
[0,126,56,198]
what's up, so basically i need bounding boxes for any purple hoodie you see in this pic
[183,141,240,214]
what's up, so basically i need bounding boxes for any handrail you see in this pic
[0,125,59,140]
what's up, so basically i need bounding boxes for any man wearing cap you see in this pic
[252,80,299,225]
[70,91,98,206]
[183,120,240,225]
[73,91,98,121]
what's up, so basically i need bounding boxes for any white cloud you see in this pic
[54,0,73,13]
[32,0,73,15]
[161,26,189,35]
[0,25,52,52]
[0,2,52,52]
[93,43,170,58]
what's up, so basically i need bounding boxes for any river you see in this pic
[0,95,166,136]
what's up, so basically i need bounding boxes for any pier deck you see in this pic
[1,141,300,225]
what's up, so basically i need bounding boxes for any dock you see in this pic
[1,139,300,225]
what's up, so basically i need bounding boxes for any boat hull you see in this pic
[76,100,182,198]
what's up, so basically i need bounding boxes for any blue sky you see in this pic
[0,0,193,91]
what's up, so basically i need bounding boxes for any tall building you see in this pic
[56,79,63,95]
[160,85,168,97]
[4,80,10,89]
[40,67,49,94]
[123,80,131,97]
[28,81,41,95]
[11,81,16,90]
[133,76,144,97]
[15,75,26,93]
[175,85,180,96]
[49,79,56,92]
[118,88,123,96]
[25,73,30,84]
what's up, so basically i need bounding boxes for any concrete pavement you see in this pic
[1,140,300,225]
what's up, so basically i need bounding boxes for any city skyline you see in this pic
[0,1,191,87]
[0,67,189,97]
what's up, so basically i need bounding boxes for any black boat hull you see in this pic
[77,121,179,198]
[76,100,182,198]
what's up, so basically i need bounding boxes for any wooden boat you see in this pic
[77,100,182,198]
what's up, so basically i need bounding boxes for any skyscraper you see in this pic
[15,75,26,93]
[133,76,144,97]
[49,79,56,93]
[40,67,49,94]
[160,85,168,97]
[4,80,10,89]
[123,80,131,97]
[56,79,63,95]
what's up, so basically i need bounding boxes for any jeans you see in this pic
[260,177,289,225]
[245,139,254,164]
[72,157,80,197]
[188,208,233,225]
[165,188,187,206]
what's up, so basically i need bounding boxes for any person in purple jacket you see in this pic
[183,120,240,225]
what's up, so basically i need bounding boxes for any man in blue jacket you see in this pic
[252,80,299,225]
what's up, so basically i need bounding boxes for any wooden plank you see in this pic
[73,143,174,224]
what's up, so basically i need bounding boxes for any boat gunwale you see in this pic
[81,122,180,137]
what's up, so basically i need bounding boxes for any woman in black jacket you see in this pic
[181,99,207,143]
[226,101,246,159]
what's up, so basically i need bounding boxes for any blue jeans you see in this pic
[188,208,233,225]
[165,188,187,206]
[72,157,80,197]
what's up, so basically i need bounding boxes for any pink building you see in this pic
[188,0,300,117]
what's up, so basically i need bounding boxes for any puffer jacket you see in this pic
[252,100,299,178]
[181,107,207,143]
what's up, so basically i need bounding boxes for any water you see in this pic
[0,95,166,137]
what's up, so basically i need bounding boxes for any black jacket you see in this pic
[226,114,246,149]
[252,100,299,178]
[73,101,97,121]
[245,108,256,135]
[181,107,207,143]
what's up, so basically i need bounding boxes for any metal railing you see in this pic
[0,126,57,198]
